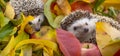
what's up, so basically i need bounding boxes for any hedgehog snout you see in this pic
[84,28,89,33]
[35,27,40,31]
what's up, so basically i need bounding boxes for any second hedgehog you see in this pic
[61,10,97,44]
[61,10,120,44]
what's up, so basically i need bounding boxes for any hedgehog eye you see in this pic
[28,22,33,25]
[85,23,88,25]
[73,26,78,30]
[38,19,41,22]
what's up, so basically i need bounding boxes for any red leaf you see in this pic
[56,29,81,56]
[114,49,120,56]
[50,2,57,14]
[71,1,92,13]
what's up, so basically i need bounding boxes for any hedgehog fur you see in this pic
[10,0,44,16]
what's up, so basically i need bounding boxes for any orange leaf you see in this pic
[56,0,71,15]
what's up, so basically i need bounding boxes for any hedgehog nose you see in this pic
[84,28,89,33]
[35,28,40,31]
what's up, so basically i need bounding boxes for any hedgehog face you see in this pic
[29,14,44,31]
[61,10,120,44]
[67,17,97,41]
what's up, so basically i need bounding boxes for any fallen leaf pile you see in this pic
[0,0,120,56]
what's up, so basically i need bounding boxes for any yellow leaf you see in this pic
[96,22,120,56]
[96,22,112,49]
[15,39,57,51]
[4,3,15,20]
[97,22,120,40]
[19,49,23,56]
[33,44,44,51]
[82,0,95,3]
[19,15,34,33]
[40,27,56,42]
[104,0,120,4]
[40,26,53,36]
[54,4,63,15]
[56,0,71,15]
[102,40,120,56]
[0,36,15,56]
[102,0,120,9]
[12,39,59,56]
[43,50,50,56]
[43,47,54,56]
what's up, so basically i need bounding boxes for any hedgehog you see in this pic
[60,10,120,44]
[9,0,45,31]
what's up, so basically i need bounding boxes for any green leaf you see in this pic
[53,15,64,28]
[44,0,56,28]
[15,31,29,45]
[0,7,2,11]
[93,0,105,12]
[4,0,9,2]
[33,49,43,56]
[11,13,24,26]
[0,0,6,9]
[108,7,117,19]
[0,36,15,56]
[68,0,74,4]
[0,11,10,28]
[0,40,8,50]
[0,22,14,40]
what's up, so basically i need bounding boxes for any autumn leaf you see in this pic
[11,13,24,26]
[44,0,56,28]
[18,15,34,33]
[103,0,120,10]
[19,45,32,56]
[31,26,52,38]
[0,11,9,28]
[12,39,61,56]
[82,0,95,3]
[93,0,105,12]
[56,0,71,15]
[44,0,65,28]
[4,3,15,20]
[114,49,120,56]
[0,0,6,9]
[56,29,81,56]
[15,15,34,45]
[68,0,74,3]
[96,22,120,56]
[71,1,92,13]
[53,15,64,28]
[0,22,14,40]
[0,36,15,56]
